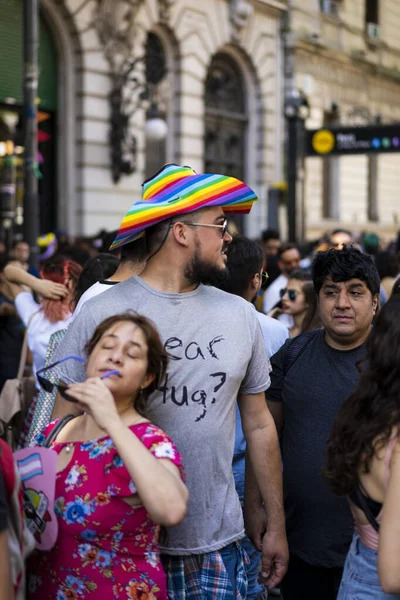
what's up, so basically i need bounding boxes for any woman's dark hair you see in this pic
[392,278,400,298]
[72,253,119,309]
[85,312,168,416]
[287,270,321,332]
[375,251,398,280]
[312,246,380,296]
[325,297,400,496]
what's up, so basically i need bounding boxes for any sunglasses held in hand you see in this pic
[36,356,120,403]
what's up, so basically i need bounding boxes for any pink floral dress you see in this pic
[27,420,184,600]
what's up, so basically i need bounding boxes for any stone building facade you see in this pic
[291,0,400,240]
[4,0,287,238]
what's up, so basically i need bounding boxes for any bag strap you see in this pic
[283,329,319,376]
[43,414,76,448]
[17,310,40,379]
[353,482,380,533]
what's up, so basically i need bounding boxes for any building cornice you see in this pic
[253,0,288,15]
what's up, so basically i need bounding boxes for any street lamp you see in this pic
[284,89,309,242]
[95,5,168,184]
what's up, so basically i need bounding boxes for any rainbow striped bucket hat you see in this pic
[110,163,258,250]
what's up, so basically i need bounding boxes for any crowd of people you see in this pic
[0,162,399,600]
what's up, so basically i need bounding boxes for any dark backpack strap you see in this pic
[43,414,76,448]
[353,483,380,533]
[283,329,319,376]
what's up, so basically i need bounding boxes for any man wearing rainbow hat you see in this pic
[53,164,288,599]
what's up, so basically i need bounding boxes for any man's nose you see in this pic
[336,289,351,308]
[224,231,233,243]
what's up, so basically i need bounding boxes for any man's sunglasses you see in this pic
[279,288,298,301]
[171,219,228,238]
[36,356,120,403]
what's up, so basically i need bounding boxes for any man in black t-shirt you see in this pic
[246,246,380,600]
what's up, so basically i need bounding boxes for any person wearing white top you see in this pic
[71,238,148,320]
[4,258,81,387]
[263,244,301,331]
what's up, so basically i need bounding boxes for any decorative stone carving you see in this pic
[229,0,253,42]
[94,0,143,70]
[158,0,175,23]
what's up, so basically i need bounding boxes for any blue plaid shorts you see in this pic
[162,542,248,600]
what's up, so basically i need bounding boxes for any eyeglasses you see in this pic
[186,219,228,238]
[36,355,120,402]
[279,288,298,301]
[261,271,269,284]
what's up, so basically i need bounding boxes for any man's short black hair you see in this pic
[312,245,380,296]
[262,228,280,243]
[120,237,148,263]
[330,228,352,237]
[218,235,263,298]
[278,242,299,259]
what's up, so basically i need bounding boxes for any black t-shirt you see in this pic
[0,294,24,390]
[268,329,366,568]
[0,469,8,533]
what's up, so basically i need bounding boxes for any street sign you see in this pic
[305,124,400,156]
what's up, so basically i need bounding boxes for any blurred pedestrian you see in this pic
[72,253,119,314]
[261,228,281,258]
[72,237,148,318]
[272,270,321,338]
[326,298,400,598]
[0,466,13,600]
[392,277,400,298]
[0,255,24,392]
[330,229,353,250]
[375,251,399,298]
[4,257,80,387]
[263,243,301,322]
[10,240,30,269]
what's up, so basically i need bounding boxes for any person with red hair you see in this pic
[4,257,81,388]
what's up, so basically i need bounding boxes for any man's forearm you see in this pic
[245,422,285,530]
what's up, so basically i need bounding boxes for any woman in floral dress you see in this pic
[28,313,188,600]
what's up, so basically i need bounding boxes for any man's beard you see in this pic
[185,240,229,287]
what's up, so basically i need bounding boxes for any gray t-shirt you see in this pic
[53,276,271,555]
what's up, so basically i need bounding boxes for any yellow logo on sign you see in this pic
[312,129,335,154]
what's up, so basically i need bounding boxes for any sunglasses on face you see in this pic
[36,356,120,403]
[188,219,229,238]
[279,288,298,301]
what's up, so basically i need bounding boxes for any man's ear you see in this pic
[170,221,190,247]
[372,293,379,315]
[251,272,260,292]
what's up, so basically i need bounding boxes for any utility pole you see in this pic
[23,0,40,271]
[282,1,309,243]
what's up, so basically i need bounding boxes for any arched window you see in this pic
[144,32,168,180]
[205,54,247,230]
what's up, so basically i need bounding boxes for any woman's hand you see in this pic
[36,279,68,299]
[65,378,121,432]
